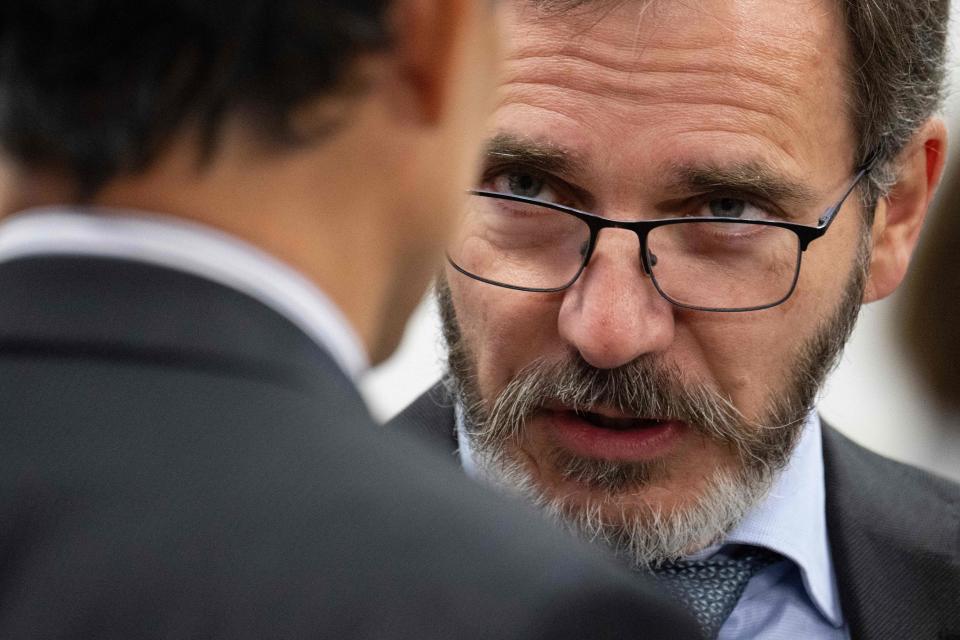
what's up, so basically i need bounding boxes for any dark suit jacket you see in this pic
[0,256,700,639]
[391,383,960,640]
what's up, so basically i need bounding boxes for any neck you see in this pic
[0,132,400,364]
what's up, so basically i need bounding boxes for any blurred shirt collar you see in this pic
[0,207,369,379]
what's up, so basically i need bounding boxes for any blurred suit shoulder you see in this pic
[0,257,698,640]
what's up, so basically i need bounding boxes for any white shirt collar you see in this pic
[455,407,841,627]
[0,207,369,379]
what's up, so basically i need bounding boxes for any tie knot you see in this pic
[651,547,780,639]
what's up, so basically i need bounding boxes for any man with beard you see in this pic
[0,0,700,638]
[390,1,960,638]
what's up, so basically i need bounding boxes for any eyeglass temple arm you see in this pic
[817,150,882,229]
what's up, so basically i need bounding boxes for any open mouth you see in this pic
[573,410,667,431]
[538,407,685,461]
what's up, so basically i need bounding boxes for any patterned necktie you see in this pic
[651,547,779,639]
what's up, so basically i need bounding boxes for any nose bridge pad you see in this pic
[635,230,655,277]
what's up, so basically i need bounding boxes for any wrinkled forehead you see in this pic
[496,0,855,189]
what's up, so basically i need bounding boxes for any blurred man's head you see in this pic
[0,0,501,363]
[439,0,949,567]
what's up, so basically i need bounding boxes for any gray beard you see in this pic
[466,433,776,569]
[438,239,867,569]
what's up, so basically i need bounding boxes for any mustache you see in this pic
[465,354,760,456]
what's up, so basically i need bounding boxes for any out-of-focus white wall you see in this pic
[362,6,960,480]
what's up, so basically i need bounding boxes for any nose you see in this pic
[557,229,675,369]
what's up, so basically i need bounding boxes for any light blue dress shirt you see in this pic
[710,413,848,639]
[457,411,849,639]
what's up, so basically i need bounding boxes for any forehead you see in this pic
[496,0,855,188]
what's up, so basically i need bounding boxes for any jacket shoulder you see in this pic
[823,425,960,515]
[388,381,458,451]
[822,424,960,639]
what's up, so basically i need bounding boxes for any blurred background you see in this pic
[362,5,960,481]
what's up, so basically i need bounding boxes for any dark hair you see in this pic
[0,0,393,196]
[901,155,960,413]
[532,0,951,216]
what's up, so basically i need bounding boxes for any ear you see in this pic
[863,119,949,303]
[388,0,480,124]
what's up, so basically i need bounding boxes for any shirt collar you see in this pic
[0,207,369,379]
[721,412,843,627]
[456,406,842,627]
[455,404,482,479]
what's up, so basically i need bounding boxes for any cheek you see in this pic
[449,275,565,398]
[678,314,786,399]
[676,302,820,416]
[683,241,856,415]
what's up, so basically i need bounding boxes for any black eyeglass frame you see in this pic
[449,153,880,312]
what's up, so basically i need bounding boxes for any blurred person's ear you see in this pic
[385,0,501,201]
[390,0,500,126]
[288,0,500,137]
[864,119,948,303]
[351,0,502,363]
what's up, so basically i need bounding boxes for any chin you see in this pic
[537,465,707,519]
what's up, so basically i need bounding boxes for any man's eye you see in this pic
[488,170,560,203]
[702,198,769,221]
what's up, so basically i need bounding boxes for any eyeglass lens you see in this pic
[448,194,803,311]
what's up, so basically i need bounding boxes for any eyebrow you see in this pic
[483,133,587,178]
[668,161,819,210]
[483,132,820,214]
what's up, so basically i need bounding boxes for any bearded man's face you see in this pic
[438,0,875,567]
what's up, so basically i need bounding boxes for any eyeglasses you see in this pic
[447,156,877,312]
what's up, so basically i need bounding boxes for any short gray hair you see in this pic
[841,0,951,209]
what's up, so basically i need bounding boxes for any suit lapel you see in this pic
[822,425,960,639]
